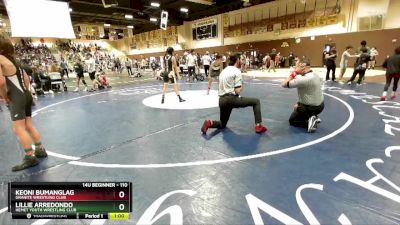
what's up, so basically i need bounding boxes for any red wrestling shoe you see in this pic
[201,120,212,134]
[255,124,268,133]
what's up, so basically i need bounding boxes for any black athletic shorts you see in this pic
[8,91,33,121]
[89,71,96,80]
[163,72,175,84]
[77,72,84,79]
[211,70,220,78]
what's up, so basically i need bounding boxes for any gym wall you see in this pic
[132,28,399,67]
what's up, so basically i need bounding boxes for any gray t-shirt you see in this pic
[289,71,324,106]
[219,66,242,96]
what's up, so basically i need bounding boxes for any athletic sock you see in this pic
[391,92,397,100]
[381,91,388,101]
[24,148,33,155]
[34,141,42,148]
[34,143,47,158]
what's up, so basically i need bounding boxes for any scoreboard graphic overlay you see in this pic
[8,182,132,220]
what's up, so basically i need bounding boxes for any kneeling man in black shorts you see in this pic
[281,57,324,133]
[201,54,268,134]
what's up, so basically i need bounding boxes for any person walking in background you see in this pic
[288,52,296,68]
[338,46,356,82]
[240,52,246,73]
[322,39,334,66]
[140,57,147,73]
[358,40,371,54]
[262,54,270,72]
[275,52,281,68]
[186,49,197,82]
[85,53,96,91]
[74,58,89,92]
[179,55,185,76]
[196,53,202,75]
[245,54,250,72]
[325,47,337,81]
[268,49,277,72]
[380,46,400,101]
[222,54,227,69]
[346,47,371,85]
[202,51,212,78]
[125,58,133,77]
[60,58,69,79]
[369,47,379,69]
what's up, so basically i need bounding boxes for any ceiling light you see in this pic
[151,2,160,7]
[69,8,72,12]
[180,8,188,13]
[127,25,134,29]
[125,14,133,19]
[150,18,157,22]
[104,23,111,27]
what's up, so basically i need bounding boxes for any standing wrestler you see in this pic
[268,49,277,72]
[201,54,268,134]
[161,47,185,104]
[207,54,223,95]
[73,58,89,92]
[85,53,96,91]
[0,36,47,171]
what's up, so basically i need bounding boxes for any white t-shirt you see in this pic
[186,54,196,67]
[201,55,212,66]
[141,59,147,67]
[218,66,242,96]
[125,59,132,67]
[85,58,96,73]
[370,49,379,57]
